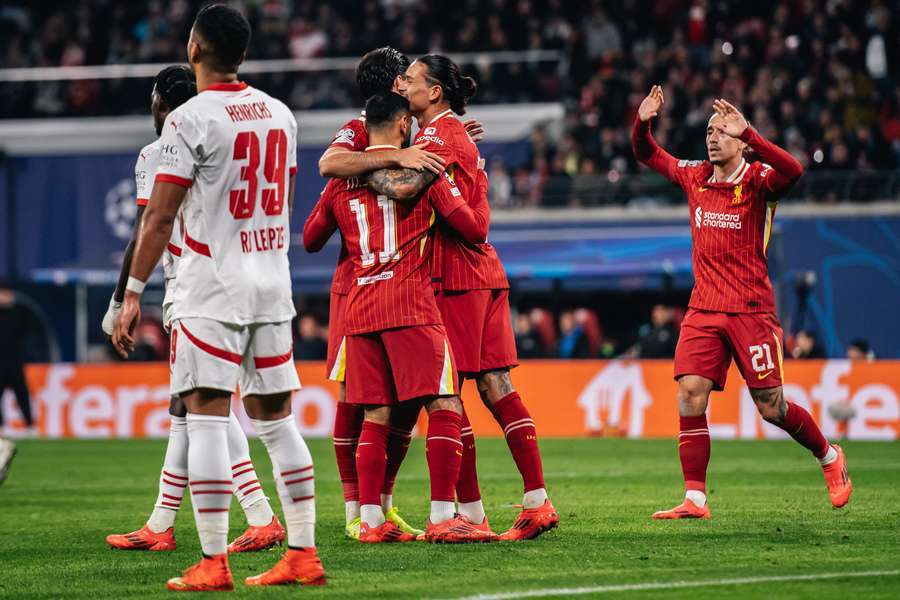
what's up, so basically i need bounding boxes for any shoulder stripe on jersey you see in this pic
[156,173,193,188]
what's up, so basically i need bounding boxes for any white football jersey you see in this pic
[134,138,182,283]
[154,82,298,326]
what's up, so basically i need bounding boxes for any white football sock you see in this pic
[430,501,455,524]
[523,488,549,509]
[345,501,360,523]
[186,413,231,556]
[147,414,188,533]
[253,415,316,548]
[818,445,838,466]
[226,412,273,527]
[380,493,393,512]
[458,500,486,524]
[685,489,707,507]
[361,504,386,527]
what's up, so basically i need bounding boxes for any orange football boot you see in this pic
[227,515,285,553]
[166,554,234,592]
[359,520,416,543]
[822,444,852,508]
[652,497,711,520]
[461,515,500,542]
[106,525,176,551]
[499,499,559,540]
[425,515,497,543]
[244,548,327,587]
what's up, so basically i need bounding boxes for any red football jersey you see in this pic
[415,109,509,291]
[307,147,477,334]
[325,112,368,295]
[633,119,804,313]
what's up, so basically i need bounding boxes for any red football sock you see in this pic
[492,392,545,492]
[382,400,421,496]
[426,409,463,502]
[780,401,830,459]
[455,407,481,503]
[333,402,363,502]
[356,420,390,508]
[679,415,710,492]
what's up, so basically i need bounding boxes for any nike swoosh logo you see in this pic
[455,450,463,457]
[698,186,708,192]
[757,369,774,380]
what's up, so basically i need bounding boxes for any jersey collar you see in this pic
[204,81,249,92]
[423,108,454,128]
[708,158,748,184]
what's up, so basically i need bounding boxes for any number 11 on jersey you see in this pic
[349,195,400,266]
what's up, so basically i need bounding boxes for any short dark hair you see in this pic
[356,47,411,98]
[153,65,196,110]
[848,339,870,353]
[192,4,251,72]
[417,54,477,115]
[364,92,410,130]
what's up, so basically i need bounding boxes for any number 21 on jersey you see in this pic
[349,195,399,266]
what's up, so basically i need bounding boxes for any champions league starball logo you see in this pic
[104,177,138,240]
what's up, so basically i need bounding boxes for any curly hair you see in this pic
[356,47,411,99]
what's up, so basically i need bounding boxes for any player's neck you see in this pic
[195,68,239,93]
[417,103,451,128]
[368,132,401,149]
[711,155,745,183]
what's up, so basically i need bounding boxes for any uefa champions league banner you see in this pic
[2,360,898,441]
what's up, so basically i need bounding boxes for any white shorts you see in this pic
[170,317,300,397]
[162,279,175,331]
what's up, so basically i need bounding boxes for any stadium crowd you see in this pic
[2,0,898,207]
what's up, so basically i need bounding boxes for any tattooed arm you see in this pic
[365,167,440,202]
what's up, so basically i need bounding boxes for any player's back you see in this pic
[321,166,442,335]
[156,82,298,325]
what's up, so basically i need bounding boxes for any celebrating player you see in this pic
[632,85,852,519]
[314,46,443,541]
[366,54,558,540]
[103,65,284,555]
[305,91,493,543]
[112,5,324,590]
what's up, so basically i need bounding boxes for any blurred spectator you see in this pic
[628,304,679,358]
[514,313,543,359]
[0,285,37,436]
[557,310,589,358]
[294,314,327,360]
[791,329,825,359]
[846,338,875,361]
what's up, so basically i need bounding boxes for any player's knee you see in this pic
[751,388,785,424]
[243,392,292,420]
[425,395,463,415]
[169,394,187,418]
[676,378,710,416]
[364,406,391,426]
[476,369,514,406]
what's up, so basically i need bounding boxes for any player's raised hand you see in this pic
[397,142,445,174]
[111,293,141,358]
[712,98,749,138]
[463,119,485,142]
[638,85,665,122]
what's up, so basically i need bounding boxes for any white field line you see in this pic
[445,570,900,600]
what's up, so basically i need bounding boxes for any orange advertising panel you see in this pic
[2,360,898,440]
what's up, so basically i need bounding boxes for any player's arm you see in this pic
[111,181,187,357]
[712,99,804,196]
[318,142,445,179]
[303,191,338,252]
[101,203,146,336]
[430,173,488,244]
[365,166,440,202]
[631,85,688,186]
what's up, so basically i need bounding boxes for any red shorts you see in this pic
[344,324,457,405]
[674,308,785,391]
[438,289,518,376]
[326,291,347,382]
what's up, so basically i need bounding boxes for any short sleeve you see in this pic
[288,111,298,175]
[414,123,457,165]
[154,109,203,188]
[328,119,367,151]
[133,147,156,206]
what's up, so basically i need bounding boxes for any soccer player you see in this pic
[315,46,444,541]
[367,54,558,541]
[112,5,324,589]
[304,91,493,543]
[103,65,284,554]
[632,85,852,519]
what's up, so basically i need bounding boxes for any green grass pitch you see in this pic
[2,437,898,598]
